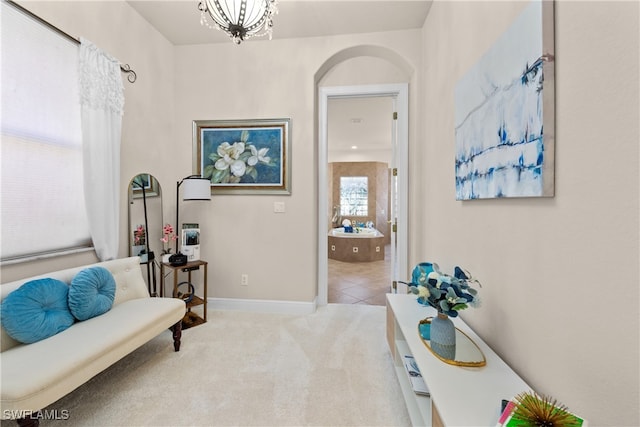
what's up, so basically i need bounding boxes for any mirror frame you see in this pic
[128,174,163,259]
[128,173,163,296]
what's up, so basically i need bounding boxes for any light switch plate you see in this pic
[274,202,285,213]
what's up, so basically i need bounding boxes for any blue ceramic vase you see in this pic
[430,312,456,360]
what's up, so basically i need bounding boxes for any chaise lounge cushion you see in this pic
[68,266,116,321]
[0,278,75,344]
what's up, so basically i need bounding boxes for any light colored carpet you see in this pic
[8,304,411,426]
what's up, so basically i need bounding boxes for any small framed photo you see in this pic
[181,223,200,262]
[181,223,200,247]
[193,118,291,195]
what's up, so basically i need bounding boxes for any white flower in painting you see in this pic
[229,142,246,158]
[247,145,270,166]
[214,142,246,171]
[230,159,247,177]
[214,157,231,171]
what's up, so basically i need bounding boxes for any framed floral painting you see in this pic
[192,118,291,195]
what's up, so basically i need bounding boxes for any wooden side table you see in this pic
[160,260,208,329]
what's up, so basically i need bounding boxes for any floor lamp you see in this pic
[174,175,211,258]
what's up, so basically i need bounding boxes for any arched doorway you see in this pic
[315,46,412,305]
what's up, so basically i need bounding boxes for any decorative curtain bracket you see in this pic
[119,64,137,83]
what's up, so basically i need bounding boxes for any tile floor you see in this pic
[328,244,392,306]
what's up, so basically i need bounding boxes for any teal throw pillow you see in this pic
[68,266,116,321]
[1,278,75,344]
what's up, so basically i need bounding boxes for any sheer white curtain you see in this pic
[79,38,124,261]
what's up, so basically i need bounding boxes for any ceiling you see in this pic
[127,0,432,46]
[328,96,393,156]
[127,0,431,160]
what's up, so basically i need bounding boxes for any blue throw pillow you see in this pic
[68,266,116,321]
[1,278,75,344]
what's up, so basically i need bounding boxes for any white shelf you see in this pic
[393,339,431,426]
[386,293,531,427]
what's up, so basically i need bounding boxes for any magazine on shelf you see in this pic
[403,355,430,396]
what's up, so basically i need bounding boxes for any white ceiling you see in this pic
[126,0,431,160]
[127,0,432,45]
[328,96,393,156]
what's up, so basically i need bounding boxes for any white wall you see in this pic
[417,1,639,425]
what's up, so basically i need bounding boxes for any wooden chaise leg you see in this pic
[171,320,182,352]
[16,412,39,427]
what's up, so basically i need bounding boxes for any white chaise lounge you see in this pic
[0,257,186,426]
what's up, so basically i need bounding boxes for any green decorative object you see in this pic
[499,391,586,427]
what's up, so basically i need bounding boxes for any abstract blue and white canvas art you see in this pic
[454,0,555,200]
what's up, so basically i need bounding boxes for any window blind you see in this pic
[1,1,91,261]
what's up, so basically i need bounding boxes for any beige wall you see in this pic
[173,31,421,303]
[418,1,639,425]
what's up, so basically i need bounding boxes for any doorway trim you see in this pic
[318,83,409,305]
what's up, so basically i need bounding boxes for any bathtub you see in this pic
[329,227,384,238]
[328,227,385,262]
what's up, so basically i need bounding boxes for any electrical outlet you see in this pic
[241,274,249,286]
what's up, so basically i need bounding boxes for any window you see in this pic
[1,2,90,261]
[340,176,368,216]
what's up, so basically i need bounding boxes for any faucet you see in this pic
[331,206,342,228]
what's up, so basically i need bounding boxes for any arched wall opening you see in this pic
[314,45,415,305]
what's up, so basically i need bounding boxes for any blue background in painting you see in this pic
[201,127,283,184]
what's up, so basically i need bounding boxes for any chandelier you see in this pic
[199,0,278,44]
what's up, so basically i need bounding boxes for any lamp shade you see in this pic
[182,178,211,200]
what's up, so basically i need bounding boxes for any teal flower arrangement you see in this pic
[401,262,481,317]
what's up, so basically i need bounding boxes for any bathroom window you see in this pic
[340,177,368,216]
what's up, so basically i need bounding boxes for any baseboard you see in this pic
[207,297,318,315]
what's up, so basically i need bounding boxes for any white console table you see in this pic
[386,294,531,426]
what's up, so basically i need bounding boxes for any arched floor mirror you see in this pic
[128,173,162,296]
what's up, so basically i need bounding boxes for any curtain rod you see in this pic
[5,0,137,83]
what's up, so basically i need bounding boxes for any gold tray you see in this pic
[418,317,486,367]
